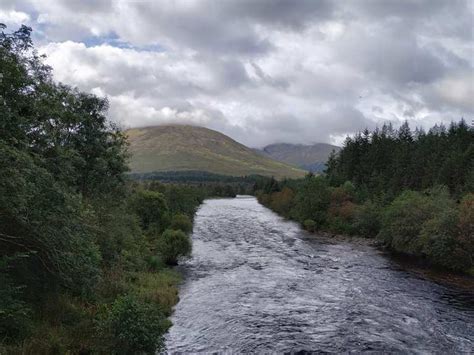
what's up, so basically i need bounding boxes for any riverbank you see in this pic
[254,175,474,275]
[0,182,206,354]
[307,230,474,291]
[165,196,474,353]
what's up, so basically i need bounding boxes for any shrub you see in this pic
[99,295,167,354]
[419,208,463,270]
[378,187,467,271]
[0,267,31,342]
[352,200,382,237]
[378,190,436,253]
[170,213,193,234]
[156,229,192,265]
[457,193,474,270]
[327,185,357,234]
[327,216,354,235]
[293,176,331,226]
[129,190,170,233]
[130,270,181,316]
[269,187,295,217]
[0,143,101,297]
[303,219,316,232]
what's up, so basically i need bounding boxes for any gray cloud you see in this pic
[4,0,472,147]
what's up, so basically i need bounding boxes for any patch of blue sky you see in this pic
[83,33,166,52]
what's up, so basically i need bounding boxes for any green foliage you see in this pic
[161,184,205,217]
[99,295,167,354]
[265,187,295,217]
[379,190,437,253]
[0,257,32,342]
[156,229,192,265]
[130,190,170,233]
[377,187,472,271]
[352,200,382,237]
[129,270,181,317]
[0,25,201,352]
[326,120,473,196]
[255,120,473,272]
[0,141,101,296]
[171,213,193,234]
[458,194,474,256]
[303,219,316,232]
[419,207,462,269]
[293,176,331,226]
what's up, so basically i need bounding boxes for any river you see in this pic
[165,196,474,353]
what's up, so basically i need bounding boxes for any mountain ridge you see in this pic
[125,125,306,179]
[254,142,340,172]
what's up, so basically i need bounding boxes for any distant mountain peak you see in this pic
[255,142,340,173]
[125,125,306,179]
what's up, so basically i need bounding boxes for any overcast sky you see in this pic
[1,0,473,147]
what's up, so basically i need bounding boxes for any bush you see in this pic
[269,187,295,217]
[0,266,31,342]
[293,176,331,226]
[352,200,382,237]
[303,219,317,232]
[456,193,474,270]
[129,190,170,233]
[0,143,101,297]
[327,216,354,235]
[378,187,472,271]
[156,229,192,265]
[130,270,181,317]
[419,208,463,270]
[170,213,193,234]
[99,295,167,354]
[378,190,436,253]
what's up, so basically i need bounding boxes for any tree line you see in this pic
[0,25,211,353]
[255,120,473,273]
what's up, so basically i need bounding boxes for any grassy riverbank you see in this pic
[0,178,209,353]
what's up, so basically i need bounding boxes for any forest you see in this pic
[255,120,473,273]
[0,25,219,353]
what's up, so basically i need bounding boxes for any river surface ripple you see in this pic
[165,196,474,353]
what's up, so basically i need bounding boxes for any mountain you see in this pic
[125,125,306,179]
[255,143,340,173]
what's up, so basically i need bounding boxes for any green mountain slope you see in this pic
[255,143,340,172]
[126,125,306,179]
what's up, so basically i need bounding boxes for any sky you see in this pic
[1,0,473,147]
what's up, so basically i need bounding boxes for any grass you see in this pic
[0,268,182,354]
[129,270,182,317]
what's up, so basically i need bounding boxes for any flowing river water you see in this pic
[165,196,474,353]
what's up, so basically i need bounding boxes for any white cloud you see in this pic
[4,0,472,147]
[0,9,30,26]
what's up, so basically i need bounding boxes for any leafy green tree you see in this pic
[129,190,170,233]
[419,207,461,269]
[156,229,192,265]
[170,213,193,234]
[325,119,473,196]
[0,256,32,343]
[0,142,101,296]
[99,295,168,354]
[352,200,382,237]
[293,175,331,226]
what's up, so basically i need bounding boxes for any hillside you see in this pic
[126,125,306,179]
[255,143,340,172]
